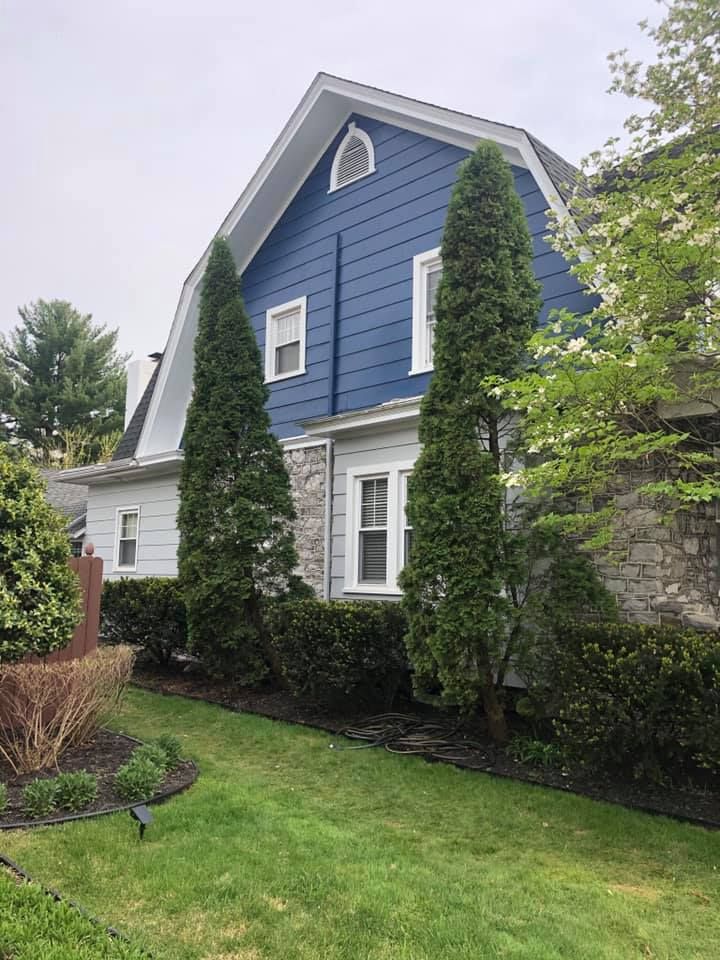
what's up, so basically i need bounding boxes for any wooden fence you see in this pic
[25,545,104,665]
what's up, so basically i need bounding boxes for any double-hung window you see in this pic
[114,507,139,572]
[265,296,307,382]
[345,461,414,594]
[410,247,442,375]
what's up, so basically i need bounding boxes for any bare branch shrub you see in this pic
[0,646,135,774]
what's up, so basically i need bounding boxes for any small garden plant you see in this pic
[152,734,183,770]
[0,783,7,814]
[55,771,98,812]
[132,742,170,771]
[114,756,164,804]
[22,779,58,818]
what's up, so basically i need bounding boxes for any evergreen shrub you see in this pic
[545,621,720,782]
[101,578,187,665]
[0,449,81,662]
[268,599,408,709]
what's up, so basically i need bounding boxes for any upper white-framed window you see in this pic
[329,122,376,193]
[344,460,415,596]
[410,247,442,375]
[114,506,140,572]
[264,296,307,383]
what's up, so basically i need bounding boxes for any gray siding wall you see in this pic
[330,424,420,600]
[85,471,180,579]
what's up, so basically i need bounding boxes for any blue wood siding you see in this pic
[241,115,595,438]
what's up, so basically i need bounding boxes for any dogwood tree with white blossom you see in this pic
[500,0,720,545]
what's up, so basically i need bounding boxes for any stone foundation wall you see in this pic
[283,443,327,596]
[595,468,720,630]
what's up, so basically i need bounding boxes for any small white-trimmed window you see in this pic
[114,507,139,571]
[329,122,375,192]
[264,296,307,383]
[410,247,442,375]
[345,462,414,595]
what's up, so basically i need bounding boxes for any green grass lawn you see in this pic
[0,868,148,959]
[2,688,719,960]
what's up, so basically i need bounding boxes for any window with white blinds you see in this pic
[345,461,415,594]
[410,247,442,375]
[329,123,375,192]
[115,507,139,571]
[265,297,307,382]
[359,477,388,583]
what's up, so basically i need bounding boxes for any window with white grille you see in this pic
[265,296,307,382]
[329,122,375,192]
[410,247,442,375]
[345,461,415,594]
[114,507,139,571]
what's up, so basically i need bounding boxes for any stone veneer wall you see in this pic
[283,443,327,596]
[595,467,720,630]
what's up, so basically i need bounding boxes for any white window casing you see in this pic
[410,247,442,375]
[344,460,415,595]
[114,506,140,572]
[264,296,307,383]
[329,122,376,192]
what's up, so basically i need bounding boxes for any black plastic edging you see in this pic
[131,681,720,832]
[0,854,154,956]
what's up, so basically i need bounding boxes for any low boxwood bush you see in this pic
[546,621,720,782]
[268,599,409,709]
[114,756,164,803]
[22,778,58,818]
[102,578,187,665]
[55,771,98,812]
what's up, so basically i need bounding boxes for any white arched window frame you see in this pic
[329,122,376,193]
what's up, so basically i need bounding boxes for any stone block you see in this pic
[627,579,661,596]
[628,542,659,563]
[641,564,659,578]
[620,598,650,612]
[615,491,640,510]
[682,611,719,631]
[604,577,627,594]
[620,563,641,578]
[651,598,683,614]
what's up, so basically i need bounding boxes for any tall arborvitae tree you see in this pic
[400,141,541,742]
[177,238,299,680]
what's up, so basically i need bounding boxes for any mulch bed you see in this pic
[0,728,197,829]
[134,661,720,830]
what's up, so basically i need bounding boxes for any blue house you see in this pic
[62,75,594,599]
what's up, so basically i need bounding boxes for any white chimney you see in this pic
[124,355,157,428]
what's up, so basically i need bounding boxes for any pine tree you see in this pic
[399,141,541,742]
[0,300,127,460]
[177,238,299,680]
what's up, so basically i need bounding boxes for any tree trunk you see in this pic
[481,669,508,744]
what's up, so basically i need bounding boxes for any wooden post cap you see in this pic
[84,542,95,556]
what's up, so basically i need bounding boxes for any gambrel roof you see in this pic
[71,73,583,473]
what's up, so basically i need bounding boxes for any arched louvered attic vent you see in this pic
[329,122,375,192]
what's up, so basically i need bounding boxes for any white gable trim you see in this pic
[136,74,575,460]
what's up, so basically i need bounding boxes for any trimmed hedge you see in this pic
[547,621,720,782]
[101,578,186,665]
[268,599,409,709]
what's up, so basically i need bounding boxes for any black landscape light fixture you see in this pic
[130,805,153,840]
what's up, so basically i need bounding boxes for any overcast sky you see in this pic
[1,0,658,361]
